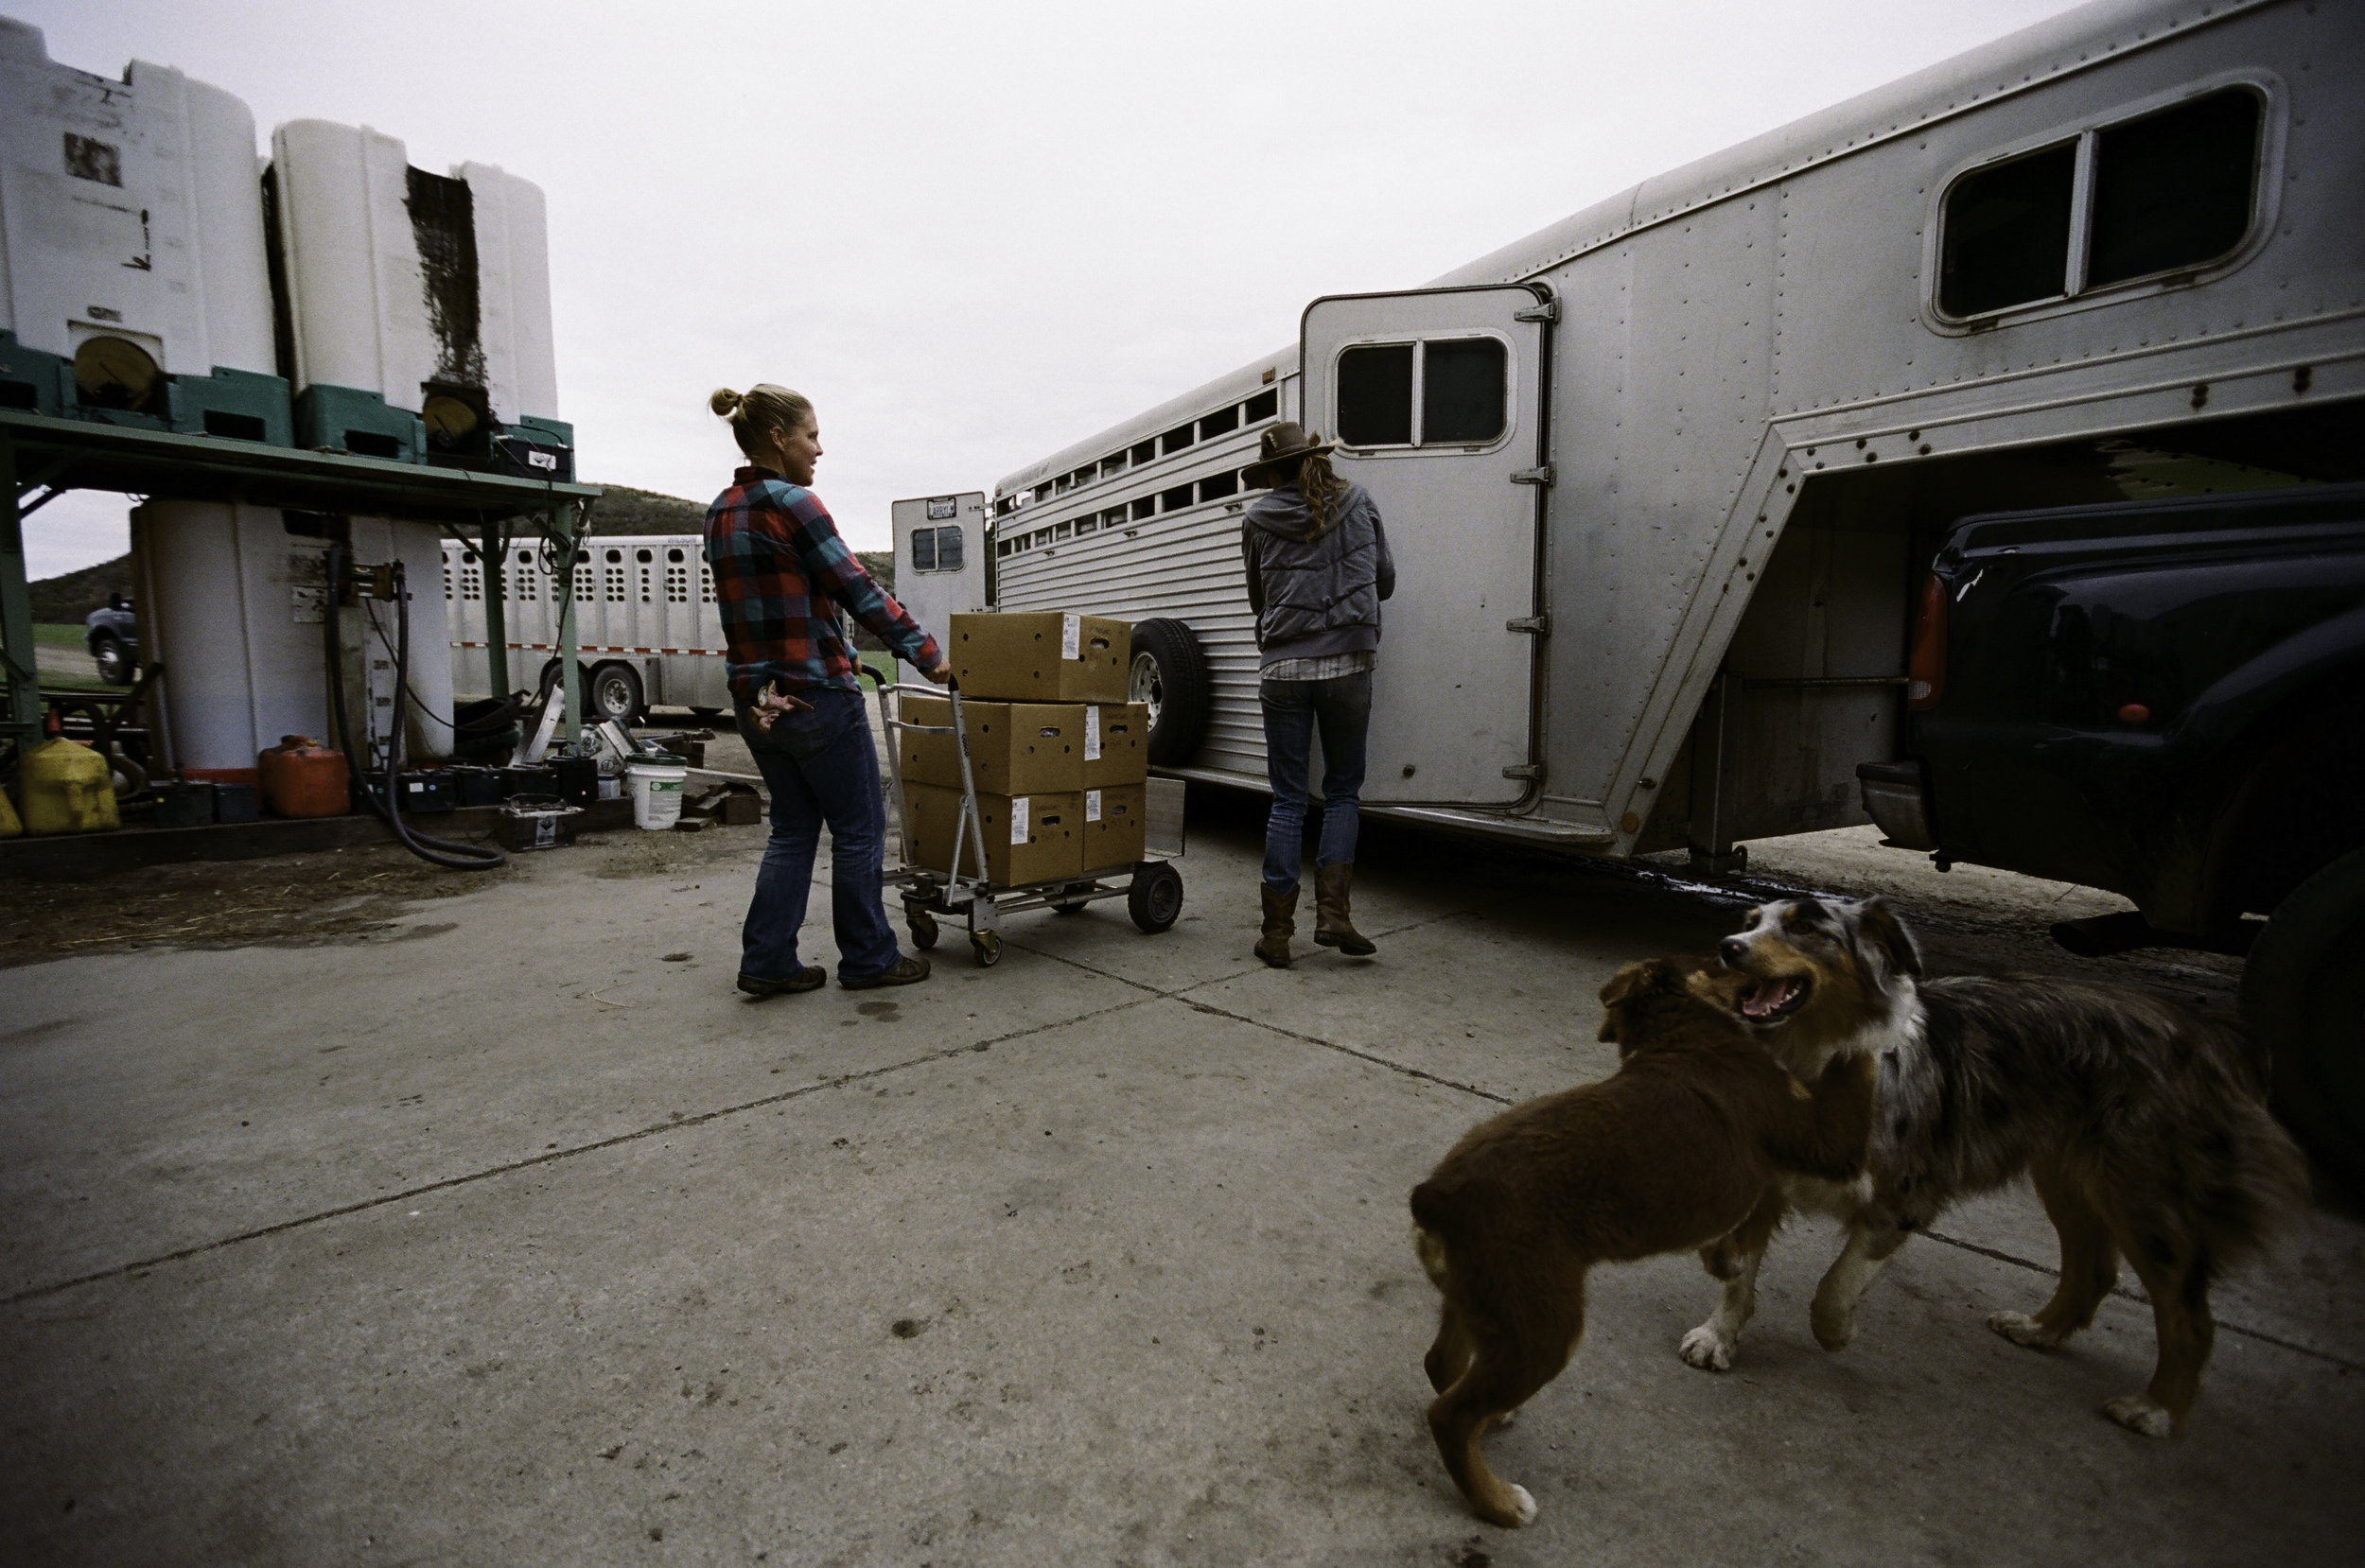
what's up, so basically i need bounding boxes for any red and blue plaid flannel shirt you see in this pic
[704,467,942,704]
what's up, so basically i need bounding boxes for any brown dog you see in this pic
[1409,957,1878,1527]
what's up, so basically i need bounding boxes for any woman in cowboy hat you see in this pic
[1239,421,1395,967]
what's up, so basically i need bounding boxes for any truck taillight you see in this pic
[1907,572,1947,710]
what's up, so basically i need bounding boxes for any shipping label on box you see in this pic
[903,784,1083,886]
[950,612,1129,703]
[899,697,1085,794]
[1080,702,1149,789]
[1080,783,1147,873]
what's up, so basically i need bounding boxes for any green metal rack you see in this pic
[0,408,604,759]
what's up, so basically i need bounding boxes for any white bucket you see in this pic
[625,756,688,830]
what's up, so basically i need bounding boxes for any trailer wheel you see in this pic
[2244,844,2365,1199]
[588,662,644,724]
[1130,618,1211,766]
[1128,862,1183,933]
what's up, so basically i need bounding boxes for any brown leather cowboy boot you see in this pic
[1255,883,1297,967]
[1314,863,1376,955]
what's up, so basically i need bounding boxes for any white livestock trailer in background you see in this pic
[978,0,2364,867]
[444,535,730,720]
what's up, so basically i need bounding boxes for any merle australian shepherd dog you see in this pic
[1686,894,2309,1437]
[1410,958,1877,1526]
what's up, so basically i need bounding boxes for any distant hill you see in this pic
[27,554,132,624]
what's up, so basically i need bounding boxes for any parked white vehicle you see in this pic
[443,534,730,720]
[975,0,2364,866]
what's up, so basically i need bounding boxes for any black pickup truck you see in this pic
[1857,482,2365,1190]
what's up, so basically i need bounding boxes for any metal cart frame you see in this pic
[870,675,1185,967]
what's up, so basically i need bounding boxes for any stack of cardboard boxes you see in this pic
[899,613,1150,885]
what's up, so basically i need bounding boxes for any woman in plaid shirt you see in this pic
[707,383,949,994]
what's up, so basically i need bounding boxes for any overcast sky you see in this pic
[16,0,2084,581]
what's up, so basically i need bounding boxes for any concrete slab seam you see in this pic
[1,993,1160,1310]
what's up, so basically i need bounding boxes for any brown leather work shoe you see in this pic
[738,965,827,997]
[841,953,931,989]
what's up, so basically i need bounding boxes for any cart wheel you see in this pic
[971,931,1002,967]
[1051,880,1095,915]
[1128,862,1183,933]
[907,909,939,950]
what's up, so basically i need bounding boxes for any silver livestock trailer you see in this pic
[973,0,2363,868]
[443,534,729,720]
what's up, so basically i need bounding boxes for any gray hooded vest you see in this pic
[1240,480,1396,670]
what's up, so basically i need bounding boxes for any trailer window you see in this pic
[1130,497,1155,522]
[1939,142,2075,317]
[1160,424,1195,457]
[1199,471,1238,504]
[1033,483,1052,503]
[1161,483,1195,513]
[1424,338,1507,444]
[1200,405,1239,441]
[1244,389,1278,424]
[1130,439,1156,465]
[2088,89,2261,287]
[1338,344,1414,445]
[1101,507,1126,529]
[911,529,937,571]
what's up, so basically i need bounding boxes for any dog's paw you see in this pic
[1678,1323,1735,1371]
[1501,1484,1537,1527]
[1810,1299,1858,1352]
[2103,1394,2176,1438]
[1493,1405,1518,1430]
[1988,1310,2064,1350]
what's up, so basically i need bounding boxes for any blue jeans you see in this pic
[736,688,902,983]
[1259,671,1372,893]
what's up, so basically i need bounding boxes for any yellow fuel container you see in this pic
[0,780,19,838]
[17,736,120,834]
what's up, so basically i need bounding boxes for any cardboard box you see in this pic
[951,612,1130,703]
[899,697,1084,794]
[1080,784,1147,872]
[1081,702,1149,788]
[903,784,1083,886]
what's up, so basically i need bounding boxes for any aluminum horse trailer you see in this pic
[976,0,2364,867]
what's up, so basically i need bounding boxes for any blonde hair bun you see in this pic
[709,387,744,417]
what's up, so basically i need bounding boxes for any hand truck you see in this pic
[868,673,1186,967]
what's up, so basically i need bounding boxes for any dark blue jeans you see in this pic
[736,688,902,983]
[1259,671,1372,893]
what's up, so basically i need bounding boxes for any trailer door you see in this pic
[1299,284,1550,806]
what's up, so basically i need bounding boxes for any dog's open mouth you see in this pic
[1739,974,1812,1020]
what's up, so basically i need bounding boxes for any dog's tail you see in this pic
[1410,1179,1465,1289]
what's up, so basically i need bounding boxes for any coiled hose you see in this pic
[324,544,505,871]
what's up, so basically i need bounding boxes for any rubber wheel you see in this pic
[1130,618,1211,766]
[2244,844,2365,1199]
[588,662,644,724]
[1051,881,1095,915]
[971,932,1002,967]
[907,909,939,950]
[1128,862,1183,933]
[92,633,135,687]
[107,750,149,799]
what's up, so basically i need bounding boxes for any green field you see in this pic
[25,623,113,690]
[33,622,87,648]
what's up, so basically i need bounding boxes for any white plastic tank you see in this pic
[0,20,274,377]
[131,501,334,778]
[270,120,560,427]
[131,503,454,775]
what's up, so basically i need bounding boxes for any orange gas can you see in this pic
[258,735,350,818]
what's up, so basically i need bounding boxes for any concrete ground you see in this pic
[3,779,2360,1567]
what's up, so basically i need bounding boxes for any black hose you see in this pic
[324,546,504,871]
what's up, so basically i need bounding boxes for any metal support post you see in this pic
[1686,669,1750,875]
[478,517,510,699]
[0,431,43,750]
[552,502,582,748]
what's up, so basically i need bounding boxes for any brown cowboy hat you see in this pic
[1240,421,1337,488]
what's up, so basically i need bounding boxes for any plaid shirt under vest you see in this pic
[704,466,942,704]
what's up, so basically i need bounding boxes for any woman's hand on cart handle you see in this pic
[926,660,954,686]
[750,684,815,730]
